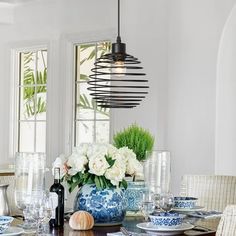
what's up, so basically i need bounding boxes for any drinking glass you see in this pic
[159,192,174,212]
[139,191,155,220]
[14,152,46,229]
[143,151,171,194]
[31,191,53,235]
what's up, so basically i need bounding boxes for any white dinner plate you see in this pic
[172,206,204,212]
[136,222,194,235]
[1,227,24,236]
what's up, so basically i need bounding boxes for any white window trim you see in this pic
[9,44,47,156]
[61,29,116,155]
[8,40,57,166]
[7,30,117,164]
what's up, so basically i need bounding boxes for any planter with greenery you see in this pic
[113,124,155,213]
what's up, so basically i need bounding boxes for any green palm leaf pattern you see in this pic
[22,51,47,118]
[78,94,109,117]
[78,42,111,117]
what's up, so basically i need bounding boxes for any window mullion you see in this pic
[74,46,79,146]
[19,83,46,88]
[34,51,38,152]
[17,53,22,152]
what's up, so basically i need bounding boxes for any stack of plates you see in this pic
[172,206,204,212]
[136,222,194,235]
[0,227,24,236]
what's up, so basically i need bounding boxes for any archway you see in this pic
[216,3,236,175]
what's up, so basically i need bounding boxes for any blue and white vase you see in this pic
[124,181,148,212]
[73,184,126,225]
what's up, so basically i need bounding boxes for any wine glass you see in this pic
[14,152,46,230]
[159,192,174,212]
[151,193,161,211]
[32,191,53,235]
[139,191,155,221]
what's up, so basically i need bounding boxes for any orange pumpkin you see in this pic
[69,210,94,230]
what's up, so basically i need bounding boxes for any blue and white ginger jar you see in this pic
[124,181,147,211]
[74,184,127,225]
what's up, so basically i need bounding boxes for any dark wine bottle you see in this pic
[49,167,64,228]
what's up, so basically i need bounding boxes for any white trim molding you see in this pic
[7,40,57,167]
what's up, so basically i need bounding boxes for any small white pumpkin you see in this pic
[69,210,94,230]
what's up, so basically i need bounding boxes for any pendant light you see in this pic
[88,0,149,108]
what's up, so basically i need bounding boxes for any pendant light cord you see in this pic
[117,0,121,43]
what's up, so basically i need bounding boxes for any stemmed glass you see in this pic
[30,191,53,235]
[159,192,175,212]
[14,152,46,230]
[139,191,155,221]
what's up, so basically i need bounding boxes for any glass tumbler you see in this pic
[139,190,155,220]
[143,151,171,195]
[14,152,46,229]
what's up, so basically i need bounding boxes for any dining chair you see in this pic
[0,174,20,215]
[216,205,236,235]
[180,175,236,211]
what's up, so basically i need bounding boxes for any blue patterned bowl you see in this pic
[149,212,184,229]
[0,216,13,233]
[174,197,198,209]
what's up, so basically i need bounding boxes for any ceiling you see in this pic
[0,0,36,4]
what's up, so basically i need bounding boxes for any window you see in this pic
[74,42,111,146]
[16,49,47,152]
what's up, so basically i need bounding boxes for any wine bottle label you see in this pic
[50,192,58,219]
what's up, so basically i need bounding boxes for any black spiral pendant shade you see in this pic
[88,0,149,108]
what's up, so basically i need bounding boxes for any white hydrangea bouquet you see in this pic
[53,143,143,192]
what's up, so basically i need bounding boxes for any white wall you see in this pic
[0,0,117,208]
[1,0,236,197]
[0,0,116,166]
[110,0,236,193]
[167,0,236,193]
[0,3,14,24]
[112,0,169,149]
[215,4,236,175]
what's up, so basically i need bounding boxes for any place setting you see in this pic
[131,152,194,235]
[171,196,222,220]
[137,191,195,235]
[171,197,204,213]
[104,188,219,235]
[135,191,220,236]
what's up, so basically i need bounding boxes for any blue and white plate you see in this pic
[172,206,204,212]
[0,227,24,236]
[137,222,194,235]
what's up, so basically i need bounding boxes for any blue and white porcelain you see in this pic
[149,212,185,229]
[137,222,194,234]
[124,181,148,211]
[0,216,14,233]
[174,197,198,209]
[74,184,126,225]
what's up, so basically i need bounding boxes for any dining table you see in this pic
[13,215,219,236]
